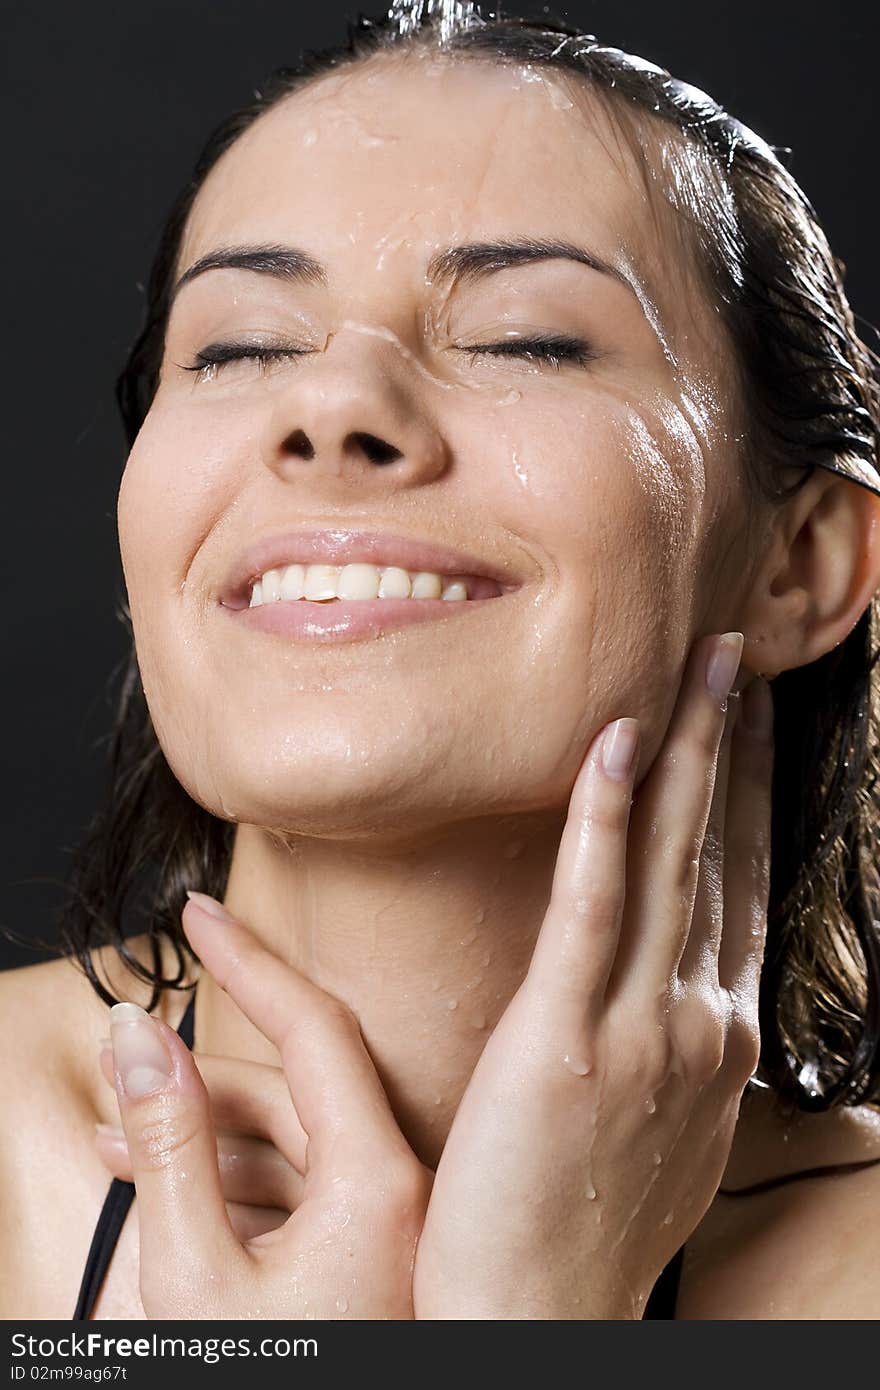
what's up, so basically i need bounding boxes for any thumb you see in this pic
[109,1002,242,1313]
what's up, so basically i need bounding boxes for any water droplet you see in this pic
[474,907,486,924]
[482,951,492,967]
[503,839,525,859]
[645,1095,657,1114]
[585,1183,597,1199]
[430,977,442,991]
[495,387,522,406]
[511,449,530,489]
[563,1052,592,1076]
[336,1296,349,1313]
[469,1012,487,1030]
[662,1211,673,1225]
[446,998,459,1010]
[652,1151,663,1166]
[460,929,478,946]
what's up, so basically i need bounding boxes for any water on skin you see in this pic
[563,1052,593,1077]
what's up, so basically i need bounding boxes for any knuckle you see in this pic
[668,836,703,896]
[589,792,630,834]
[368,1154,432,1223]
[623,1020,675,1093]
[725,1009,762,1084]
[389,1154,432,1209]
[322,993,363,1034]
[129,1096,203,1172]
[679,994,726,1082]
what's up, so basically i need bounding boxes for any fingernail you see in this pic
[601,717,640,781]
[110,1002,174,1099]
[185,889,234,921]
[98,1036,111,1053]
[741,677,774,738]
[94,1122,125,1140]
[706,632,744,704]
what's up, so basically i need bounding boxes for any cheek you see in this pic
[118,396,251,604]
[484,386,709,731]
[488,385,703,586]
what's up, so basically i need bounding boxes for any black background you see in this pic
[1,0,876,968]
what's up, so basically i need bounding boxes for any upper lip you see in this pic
[218,528,526,606]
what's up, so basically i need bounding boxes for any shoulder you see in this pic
[677,1083,880,1319]
[0,935,194,1112]
[0,936,195,1317]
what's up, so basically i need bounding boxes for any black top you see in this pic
[72,992,686,1319]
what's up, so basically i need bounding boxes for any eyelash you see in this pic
[178,333,597,381]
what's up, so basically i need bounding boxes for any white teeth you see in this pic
[303,565,341,601]
[337,563,380,600]
[441,581,467,602]
[410,571,442,599]
[280,564,305,600]
[261,568,283,603]
[377,566,411,599]
[247,561,480,606]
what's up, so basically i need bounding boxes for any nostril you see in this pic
[283,428,315,460]
[347,432,402,465]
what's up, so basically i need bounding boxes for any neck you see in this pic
[194,813,563,1167]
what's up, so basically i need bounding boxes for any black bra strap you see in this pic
[72,992,196,1321]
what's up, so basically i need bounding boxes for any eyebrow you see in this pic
[170,236,643,308]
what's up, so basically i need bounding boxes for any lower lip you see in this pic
[223,596,503,643]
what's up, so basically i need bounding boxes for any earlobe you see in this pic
[737,473,880,679]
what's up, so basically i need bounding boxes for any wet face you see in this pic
[117,54,752,839]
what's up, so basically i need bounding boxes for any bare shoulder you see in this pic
[0,935,192,1108]
[0,935,194,1318]
[678,1084,880,1319]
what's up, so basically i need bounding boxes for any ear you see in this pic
[737,471,880,679]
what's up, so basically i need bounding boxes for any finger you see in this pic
[718,676,774,1005]
[100,1044,308,1171]
[610,633,744,997]
[108,1003,242,1300]
[677,690,740,985]
[95,1122,304,1211]
[182,895,414,1172]
[526,715,640,1018]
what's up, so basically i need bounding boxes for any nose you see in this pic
[259,327,450,491]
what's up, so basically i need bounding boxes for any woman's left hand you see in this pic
[412,632,773,1319]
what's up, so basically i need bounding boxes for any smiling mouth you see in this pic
[222,563,515,645]
[242,561,505,608]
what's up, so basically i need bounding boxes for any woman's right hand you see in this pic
[106,896,432,1319]
[96,1047,306,1240]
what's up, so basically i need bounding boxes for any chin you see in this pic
[160,714,494,839]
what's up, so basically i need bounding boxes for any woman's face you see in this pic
[118,54,752,838]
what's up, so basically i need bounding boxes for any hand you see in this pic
[95,1048,305,1241]
[412,632,773,1319]
[106,899,432,1319]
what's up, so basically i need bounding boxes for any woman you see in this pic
[3,4,880,1319]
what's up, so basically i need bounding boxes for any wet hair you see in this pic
[53,5,880,1112]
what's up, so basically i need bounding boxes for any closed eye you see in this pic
[178,332,598,382]
[459,334,598,370]
[178,343,308,381]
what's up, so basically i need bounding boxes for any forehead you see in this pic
[177,54,713,343]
